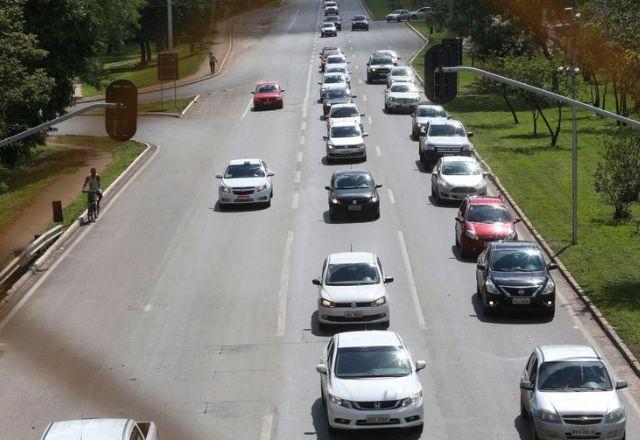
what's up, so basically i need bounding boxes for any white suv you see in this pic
[313,252,391,326]
[324,121,369,162]
[216,158,274,208]
[418,119,474,165]
[316,331,425,432]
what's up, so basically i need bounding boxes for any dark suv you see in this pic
[366,55,394,83]
[351,15,369,30]
[475,241,557,318]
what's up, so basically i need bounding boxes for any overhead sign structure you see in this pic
[424,38,462,104]
[105,79,138,142]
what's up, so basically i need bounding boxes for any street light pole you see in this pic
[167,0,173,51]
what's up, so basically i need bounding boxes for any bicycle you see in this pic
[83,190,100,222]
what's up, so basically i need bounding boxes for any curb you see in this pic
[3,142,158,302]
[406,22,428,86]
[472,149,640,378]
[358,0,375,20]
[180,94,200,118]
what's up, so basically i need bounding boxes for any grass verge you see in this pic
[138,96,195,114]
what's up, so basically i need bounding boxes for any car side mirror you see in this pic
[520,380,534,391]
[281,89,286,92]
[351,95,358,98]
[455,216,463,222]
[415,360,426,371]
[447,115,453,119]
[476,263,486,271]
[360,113,365,117]
[251,91,255,94]
[547,262,558,270]
[323,136,329,141]
[316,364,328,374]
[616,380,628,389]
[411,113,415,117]
[514,218,522,223]
[312,278,321,285]
[366,63,370,66]
[384,276,394,283]
[267,171,275,177]
[467,131,474,137]
[375,184,382,188]
[324,185,331,190]
[482,171,490,176]
[431,171,437,176]
[318,82,322,85]
[320,115,327,120]
[362,132,369,137]
[215,174,222,179]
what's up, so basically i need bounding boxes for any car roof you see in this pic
[328,251,376,264]
[334,169,371,177]
[440,155,477,164]
[321,45,339,51]
[228,158,262,166]
[329,119,359,128]
[337,331,401,348]
[327,54,346,59]
[417,104,445,110]
[538,345,600,363]
[391,66,411,72]
[43,419,129,440]
[256,81,279,86]
[467,195,504,206]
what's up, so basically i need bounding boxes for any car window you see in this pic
[428,124,466,136]
[441,161,481,176]
[490,249,545,272]
[326,89,349,99]
[325,263,380,285]
[529,357,539,384]
[466,204,511,223]
[334,173,372,189]
[392,68,411,76]
[458,199,467,216]
[330,125,361,138]
[335,346,412,378]
[323,74,344,84]
[370,57,392,65]
[224,164,265,179]
[331,107,358,118]
[327,56,345,64]
[129,426,145,440]
[327,339,335,369]
[390,84,415,93]
[538,361,613,391]
[353,15,365,20]
[417,107,447,117]
[256,84,278,93]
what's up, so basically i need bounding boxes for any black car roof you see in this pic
[488,241,538,251]
[334,170,370,176]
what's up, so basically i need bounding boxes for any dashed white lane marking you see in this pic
[363,94,367,102]
[367,116,373,125]
[259,413,274,440]
[241,96,253,119]
[387,189,396,204]
[376,146,382,157]
[288,8,300,31]
[297,151,304,162]
[302,52,314,120]
[355,65,359,69]
[301,121,306,131]
[300,135,305,146]
[350,46,353,50]
[276,232,295,336]
[397,230,427,329]
[144,304,152,312]
[291,192,299,210]
[294,171,302,183]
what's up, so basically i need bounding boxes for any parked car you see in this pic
[324,120,368,162]
[386,9,410,22]
[251,81,284,110]
[351,15,369,30]
[325,170,381,220]
[316,331,425,432]
[410,7,431,20]
[366,55,394,83]
[324,14,342,30]
[411,104,449,138]
[431,156,487,204]
[475,241,557,317]
[418,119,474,165]
[520,345,627,440]
[386,66,415,87]
[321,22,338,37]
[384,82,421,113]
[41,419,158,440]
[216,158,275,208]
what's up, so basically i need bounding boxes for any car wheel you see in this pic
[411,14,417,19]
[362,153,367,162]
[435,188,442,205]
[543,307,556,320]
[329,209,337,222]
[265,199,271,208]
[460,243,471,259]
[374,207,380,220]
[454,230,460,248]
[270,189,274,198]
[366,74,372,83]
[412,424,424,434]
[420,149,426,164]
[386,18,391,22]
[520,401,528,418]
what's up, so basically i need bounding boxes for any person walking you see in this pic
[209,51,218,74]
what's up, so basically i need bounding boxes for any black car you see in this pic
[351,15,369,31]
[324,15,342,30]
[475,241,558,318]
[325,171,381,221]
[366,56,394,83]
[322,88,354,115]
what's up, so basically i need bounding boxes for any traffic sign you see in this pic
[424,38,462,104]
[105,79,137,142]
[158,53,179,81]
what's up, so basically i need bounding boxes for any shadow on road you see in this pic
[471,293,554,324]
[321,157,367,166]
[514,414,533,439]
[310,311,388,337]
[322,210,377,225]
[212,201,270,212]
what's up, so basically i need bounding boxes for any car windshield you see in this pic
[323,75,344,84]
[490,249,545,272]
[331,125,360,138]
[417,107,447,117]
[224,164,265,179]
[371,57,392,65]
[428,124,466,136]
[335,173,372,189]
[327,57,345,64]
[326,67,346,74]
[466,204,511,223]
[326,89,349,99]
[390,84,414,93]
[322,23,334,28]
[378,50,396,57]
[335,346,412,378]
[256,84,278,93]
[331,107,358,118]
[325,262,380,285]
[538,361,613,391]
[353,15,366,20]
[392,68,411,76]
[441,161,481,176]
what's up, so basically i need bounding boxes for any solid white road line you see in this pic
[397,230,427,329]
[259,413,274,440]
[363,94,367,102]
[376,146,382,157]
[387,189,396,204]
[288,8,300,32]
[276,232,294,336]
[241,96,253,119]
[294,171,302,183]
[291,192,299,210]
[302,53,314,120]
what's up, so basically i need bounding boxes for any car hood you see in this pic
[490,270,547,286]
[255,92,280,99]
[416,116,448,125]
[221,177,266,188]
[331,374,420,401]
[440,174,484,188]
[353,19,367,23]
[370,64,394,69]
[425,136,469,146]
[325,96,351,106]
[388,92,420,99]
[539,391,621,416]
[466,221,514,238]
[320,283,385,302]
[322,82,347,90]
[389,76,413,83]
[328,135,364,146]
[332,188,375,199]
[330,116,361,126]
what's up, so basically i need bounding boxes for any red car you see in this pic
[454,196,520,258]
[252,81,284,110]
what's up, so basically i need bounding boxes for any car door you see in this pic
[455,198,468,241]
[523,354,539,415]
[320,337,335,397]
[476,246,489,292]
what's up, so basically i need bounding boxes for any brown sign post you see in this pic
[52,201,63,223]
[157,53,179,108]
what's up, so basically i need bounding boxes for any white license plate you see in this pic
[345,311,363,318]
[570,426,597,436]
[366,415,390,424]
[348,205,362,211]
[512,297,531,305]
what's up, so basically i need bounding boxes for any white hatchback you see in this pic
[216,158,274,207]
[317,331,425,432]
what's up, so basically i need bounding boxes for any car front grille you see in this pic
[333,301,371,308]
[324,313,386,322]
[435,146,462,152]
[451,186,477,193]
[232,187,255,195]
[354,400,401,410]
[337,197,371,204]
[500,285,542,296]
[355,418,400,426]
[333,144,360,150]
[562,414,604,425]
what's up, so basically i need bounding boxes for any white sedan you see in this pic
[386,66,415,87]
[323,103,364,131]
[384,82,421,113]
[430,156,488,202]
[317,330,425,433]
[216,158,274,208]
[319,72,350,99]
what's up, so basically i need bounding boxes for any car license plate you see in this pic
[345,311,363,318]
[366,415,390,424]
[264,100,271,104]
[348,205,362,211]
[570,426,597,436]
[512,297,531,305]
[236,195,250,201]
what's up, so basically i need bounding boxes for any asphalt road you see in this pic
[1,0,640,439]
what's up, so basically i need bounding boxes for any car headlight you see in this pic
[220,185,231,193]
[321,298,336,307]
[370,194,379,203]
[370,296,386,306]
[256,184,267,192]
[426,143,436,150]
[400,391,422,407]
[485,278,499,294]
[465,229,477,240]
[329,394,351,408]
[605,407,625,424]
[536,409,561,424]
[371,67,377,71]
[461,143,471,151]
[331,197,339,204]
[327,143,334,149]
[541,278,555,295]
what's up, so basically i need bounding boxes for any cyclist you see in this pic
[82,167,102,210]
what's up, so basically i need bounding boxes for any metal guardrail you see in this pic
[0,225,64,288]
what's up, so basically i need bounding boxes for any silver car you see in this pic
[386,66,415,87]
[520,345,627,440]
[384,82,421,113]
[411,104,449,138]
[325,65,351,85]
[431,156,487,201]
[324,120,368,162]
[216,158,274,208]
[319,72,350,99]
[419,119,474,165]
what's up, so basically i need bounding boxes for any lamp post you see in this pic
[167,0,173,51]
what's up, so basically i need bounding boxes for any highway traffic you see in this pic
[1,0,639,438]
